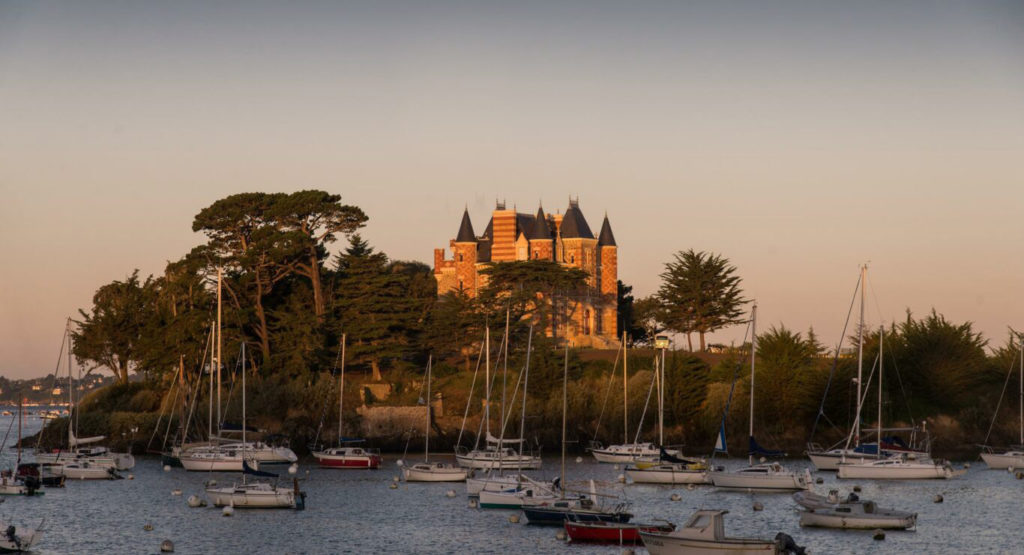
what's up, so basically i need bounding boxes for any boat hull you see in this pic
[799,510,916,530]
[478,489,528,509]
[403,465,467,482]
[626,467,710,485]
[313,453,381,469]
[522,507,632,526]
[466,475,523,496]
[455,454,541,470]
[59,465,117,480]
[206,487,295,508]
[180,457,244,472]
[980,452,1024,470]
[640,532,778,555]
[565,521,673,544]
[837,463,951,480]
[711,472,807,492]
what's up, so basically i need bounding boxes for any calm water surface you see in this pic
[1,415,1019,554]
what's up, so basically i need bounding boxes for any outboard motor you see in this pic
[775,533,806,555]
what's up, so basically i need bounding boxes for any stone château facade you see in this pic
[433,199,618,347]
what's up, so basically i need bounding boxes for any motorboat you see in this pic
[837,454,953,480]
[313,446,381,469]
[640,510,799,554]
[711,463,811,492]
[0,521,43,552]
[206,479,303,509]
[565,518,675,545]
[793,490,916,529]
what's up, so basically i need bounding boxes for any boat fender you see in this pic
[774,532,806,554]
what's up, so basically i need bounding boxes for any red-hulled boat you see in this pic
[313,446,382,469]
[564,519,675,544]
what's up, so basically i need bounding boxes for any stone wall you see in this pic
[356,405,428,439]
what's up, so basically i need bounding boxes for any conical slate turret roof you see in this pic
[597,214,616,247]
[455,208,476,242]
[530,206,552,240]
[559,199,593,239]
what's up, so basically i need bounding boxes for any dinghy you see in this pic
[794,490,916,530]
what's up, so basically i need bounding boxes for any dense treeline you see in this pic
[64,191,1021,457]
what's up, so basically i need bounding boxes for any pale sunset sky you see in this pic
[1,1,1022,378]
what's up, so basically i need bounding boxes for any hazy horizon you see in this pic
[2,1,1022,378]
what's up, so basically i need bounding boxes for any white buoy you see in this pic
[622,550,636,555]
[128,474,135,480]
[187,495,202,508]
[396,459,405,467]
[288,464,298,475]
[207,480,218,487]
[389,483,398,489]
[759,456,766,463]
[933,494,943,503]
[143,524,154,532]
[163,465,172,472]
[222,506,234,517]
[686,483,696,491]
[393,475,400,483]
[617,474,626,483]
[556,530,567,541]
[575,456,583,463]
[445,489,456,498]
[753,501,764,511]
[469,499,478,508]
[670,493,681,502]
[508,514,520,523]
[171,489,182,496]
[613,464,619,471]
[963,462,971,469]
[160,540,175,553]
[873,529,885,540]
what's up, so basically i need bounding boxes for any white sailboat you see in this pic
[455,327,541,470]
[403,356,468,483]
[837,326,953,480]
[639,510,785,554]
[807,266,928,471]
[205,343,303,509]
[313,334,382,469]
[981,336,1024,470]
[711,305,810,492]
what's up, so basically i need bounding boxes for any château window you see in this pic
[570,254,575,264]
[458,253,463,262]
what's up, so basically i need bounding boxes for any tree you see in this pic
[632,295,667,347]
[477,260,589,340]
[269,190,368,319]
[657,249,748,351]
[754,325,825,432]
[73,270,153,383]
[616,281,647,344]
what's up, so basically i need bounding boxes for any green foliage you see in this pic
[656,249,748,351]
[73,270,152,383]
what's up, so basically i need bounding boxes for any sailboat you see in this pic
[591,336,681,463]
[521,345,633,526]
[0,519,44,553]
[403,356,468,483]
[36,322,130,480]
[981,336,1024,469]
[313,334,382,469]
[181,272,296,471]
[711,305,811,492]
[205,343,305,509]
[4,398,51,495]
[837,326,953,480]
[807,266,929,471]
[455,327,542,470]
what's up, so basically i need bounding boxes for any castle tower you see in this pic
[490,201,517,262]
[528,205,554,260]
[452,208,478,296]
[597,214,618,338]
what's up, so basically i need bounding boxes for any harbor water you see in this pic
[2,414,1020,553]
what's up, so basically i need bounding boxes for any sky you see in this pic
[1,1,1022,378]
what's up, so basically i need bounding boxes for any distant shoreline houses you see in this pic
[433,198,619,348]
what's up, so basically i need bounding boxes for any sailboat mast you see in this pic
[519,327,533,462]
[485,327,490,439]
[877,326,883,452]
[208,322,215,442]
[561,343,568,499]
[241,341,246,485]
[749,304,757,467]
[216,267,223,437]
[18,396,22,464]
[623,334,628,445]
[425,355,432,462]
[339,333,346,446]
[67,319,74,445]
[855,264,866,446]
